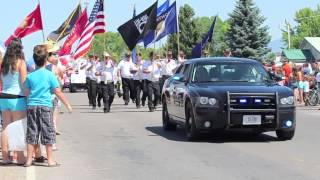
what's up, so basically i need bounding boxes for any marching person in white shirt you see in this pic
[132,53,145,109]
[118,52,135,105]
[96,57,104,108]
[85,55,94,106]
[161,50,178,93]
[86,55,99,109]
[143,51,162,112]
[177,50,186,66]
[96,52,116,113]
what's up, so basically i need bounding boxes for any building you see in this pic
[282,49,313,64]
[300,37,320,61]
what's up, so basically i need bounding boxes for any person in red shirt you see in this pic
[282,59,292,86]
[271,61,276,72]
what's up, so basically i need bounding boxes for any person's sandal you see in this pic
[47,162,61,167]
[34,156,48,163]
[23,162,33,167]
[0,161,13,166]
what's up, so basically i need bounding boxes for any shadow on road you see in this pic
[146,126,279,143]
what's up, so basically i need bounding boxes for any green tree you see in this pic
[167,4,200,58]
[226,0,271,60]
[282,5,320,49]
[90,32,127,62]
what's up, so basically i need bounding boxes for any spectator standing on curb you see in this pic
[0,38,27,165]
[24,45,72,167]
[282,59,292,87]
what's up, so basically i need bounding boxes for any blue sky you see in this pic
[0,0,319,58]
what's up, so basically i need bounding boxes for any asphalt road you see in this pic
[1,92,320,180]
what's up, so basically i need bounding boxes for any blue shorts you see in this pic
[0,98,27,111]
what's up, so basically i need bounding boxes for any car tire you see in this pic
[162,100,177,131]
[185,102,199,141]
[276,129,295,141]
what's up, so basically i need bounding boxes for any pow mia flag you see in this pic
[118,1,158,50]
[48,4,82,42]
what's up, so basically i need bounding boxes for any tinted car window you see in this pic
[191,62,271,83]
[182,64,191,81]
[175,64,183,75]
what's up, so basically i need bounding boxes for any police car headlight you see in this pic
[280,96,294,105]
[199,97,217,106]
[199,97,209,105]
[208,98,217,105]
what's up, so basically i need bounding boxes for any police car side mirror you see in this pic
[173,74,184,82]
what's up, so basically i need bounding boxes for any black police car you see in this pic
[162,57,296,141]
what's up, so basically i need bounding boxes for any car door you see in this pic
[166,66,183,117]
[174,64,191,120]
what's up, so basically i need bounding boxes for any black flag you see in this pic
[47,4,82,42]
[118,1,158,50]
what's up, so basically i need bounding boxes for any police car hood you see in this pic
[190,83,293,98]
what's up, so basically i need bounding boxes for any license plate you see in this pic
[243,115,261,125]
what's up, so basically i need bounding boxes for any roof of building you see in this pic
[282,49,307,61]
[303,37,320,53]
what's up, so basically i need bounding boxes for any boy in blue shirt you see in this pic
[24,45,72,167]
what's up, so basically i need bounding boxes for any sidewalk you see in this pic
[296,104,320,110]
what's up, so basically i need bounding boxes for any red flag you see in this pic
[59,8,88,56]
[5,4,43,46]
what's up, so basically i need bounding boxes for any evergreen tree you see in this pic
[227,0,270,60]
[167,4,200,58]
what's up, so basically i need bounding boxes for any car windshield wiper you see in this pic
[263,79,277,85]
[225,80,250,82]
[193,80,250,83]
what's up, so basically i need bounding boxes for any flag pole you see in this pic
[37,0,45,42]
[176,0,180,58]
[103,0,106,52]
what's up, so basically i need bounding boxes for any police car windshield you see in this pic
[192,62,271,83]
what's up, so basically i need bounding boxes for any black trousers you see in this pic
[90,80,98,107]
[97,83,103,106]
[146,80,160,109]
[141,80,148,104]
[134,80,143,106]
[122,78,135,103]
[101,82,115,111]
[86,77,92,105]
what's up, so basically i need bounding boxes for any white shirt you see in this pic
[96,60,116,83]
[316,72,320,83]
[143,60,161,82]
[86,60,98,80]
[118,59,135,79]
[161,59,177,76]
[132,60,144,81]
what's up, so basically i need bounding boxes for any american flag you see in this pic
[74,0,105,60]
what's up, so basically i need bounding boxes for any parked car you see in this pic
[162,57,296,141]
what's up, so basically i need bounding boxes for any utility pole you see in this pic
[286,21,291,49]
[283,19,291,50]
